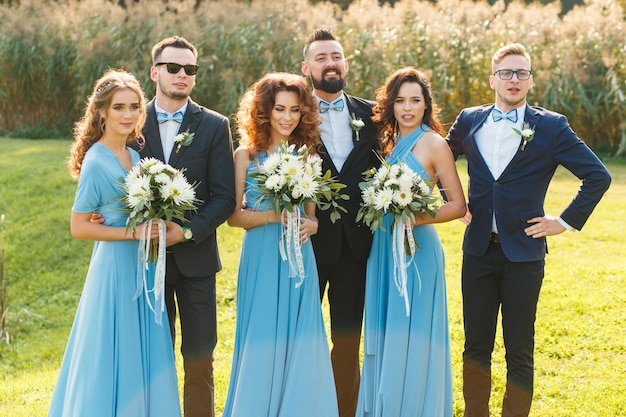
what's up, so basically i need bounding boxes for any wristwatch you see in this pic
[182,226,193,241]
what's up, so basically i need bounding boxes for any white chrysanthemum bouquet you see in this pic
[120,157,201,323]
[356,157,439,316]
[250,142,348,222]
[356,158,439,236]
[121,157,201,262]
[250,142,348,284]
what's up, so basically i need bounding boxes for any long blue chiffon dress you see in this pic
[222,151,338,417]
[356,126,453,417]
[48,143,181,417]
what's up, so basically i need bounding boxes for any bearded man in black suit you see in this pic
[302,28,380,417]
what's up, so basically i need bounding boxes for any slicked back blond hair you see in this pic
[491,43,531,73]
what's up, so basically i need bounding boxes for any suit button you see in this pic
[493,182,499,187]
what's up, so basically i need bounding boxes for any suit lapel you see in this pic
[340,95,368,172]
[499,107,540,178]
[164,99,201,168]
[144,101,166,161]
[468,105,495,179]
[469,105,493,139]
[345,95,364,145]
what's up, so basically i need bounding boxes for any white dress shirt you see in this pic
[476,104,573,232]
[155,103,188,164]
[475,105,524,181]
[314,93,353,172]
[476,105,525,233]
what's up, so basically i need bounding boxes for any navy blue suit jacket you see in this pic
[447,104,611,262]
[141,98,236,277]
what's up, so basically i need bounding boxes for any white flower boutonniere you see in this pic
[173,129,195,153]
[513,122,535,151]
[349,113,365,141]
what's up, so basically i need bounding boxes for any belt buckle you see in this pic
[490,232,500,243]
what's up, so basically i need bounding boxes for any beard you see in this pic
[157,74,191,101]
[160,85,190,101]
[310,69,347,94]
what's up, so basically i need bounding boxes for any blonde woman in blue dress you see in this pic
[356,67,466,417]
[224,72,338,417]
[49,69,181,417]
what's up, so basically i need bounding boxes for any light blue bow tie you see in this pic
[156,111,184,124]
[492,108,518,123]
[319,98,345,113]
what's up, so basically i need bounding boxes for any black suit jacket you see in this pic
[141,98,236,277]
[447,104,611,262]
[311,94,380,265]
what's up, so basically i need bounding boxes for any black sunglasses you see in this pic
[155,62,199,76]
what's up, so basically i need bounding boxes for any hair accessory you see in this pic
[95,81,114,95]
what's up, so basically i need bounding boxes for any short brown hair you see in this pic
[151,36,198,64]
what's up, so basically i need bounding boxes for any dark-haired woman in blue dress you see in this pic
[356,67,466,417]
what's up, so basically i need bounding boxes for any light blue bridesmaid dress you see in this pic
[356,126,453,417]
[48,143,181,417]
[222,151,338,417]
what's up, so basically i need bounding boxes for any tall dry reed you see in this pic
[0,0,623,155]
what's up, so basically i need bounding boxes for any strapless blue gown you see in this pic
[223,152,338,417]
[48,143,181,417]
[356,126,453,416]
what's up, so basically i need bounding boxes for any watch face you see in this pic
[184,229,192,239]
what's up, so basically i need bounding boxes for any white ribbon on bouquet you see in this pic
[279,209,306,288]
[391,218,421,317]
[134,218,167,325]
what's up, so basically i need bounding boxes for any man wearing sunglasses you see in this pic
[144,35,235,417]
[447,43,611,417]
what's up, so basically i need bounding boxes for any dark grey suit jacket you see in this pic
[141,98,235,277]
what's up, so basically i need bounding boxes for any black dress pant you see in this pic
[317,233,367,417]
[166,253,217,417]
[462,242,544,417]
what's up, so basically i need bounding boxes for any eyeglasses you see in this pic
[493,69,532,81]
[155,62,199,76]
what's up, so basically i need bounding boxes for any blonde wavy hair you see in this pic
[68,69,146,178]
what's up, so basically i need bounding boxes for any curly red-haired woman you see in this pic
[224,72,338,417]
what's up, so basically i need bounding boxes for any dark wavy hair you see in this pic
[236,72,320,156]
[68,69,146,178]
[372,67,444,155]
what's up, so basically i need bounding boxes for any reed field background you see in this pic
[0,138,624,416]
[1,0,626,415]
[0,0,625,156]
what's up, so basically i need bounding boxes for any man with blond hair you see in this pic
[447,43,611,416]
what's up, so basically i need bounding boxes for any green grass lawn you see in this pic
[1,137,624,416]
